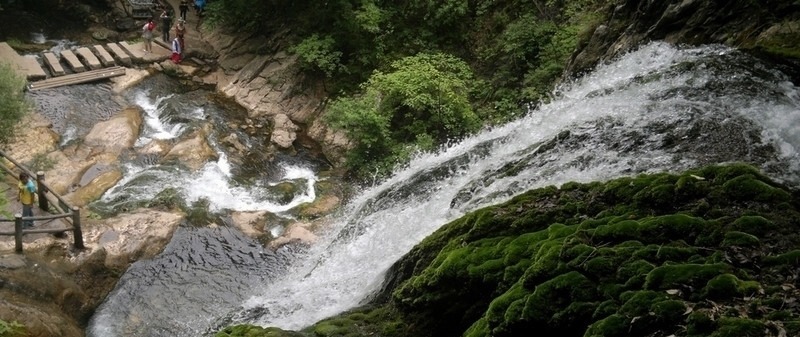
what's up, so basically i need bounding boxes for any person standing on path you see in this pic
[17,173,36,227]
[179,0,189,21]
[142,18,155,53]
[160,10,171,42]
[175,20,186,56]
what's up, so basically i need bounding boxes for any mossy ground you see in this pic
[218,164,800,337]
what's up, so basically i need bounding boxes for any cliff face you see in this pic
[200,28,353,167]
[568,0,800,80]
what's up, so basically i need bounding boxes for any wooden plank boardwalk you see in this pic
[1,40,170,90]
[28,66,126,91]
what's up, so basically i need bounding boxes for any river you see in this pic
[81,42,799,336]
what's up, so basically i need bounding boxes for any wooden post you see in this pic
[14,214,23,253]
[71,207,84,249]
[36,171,49,211]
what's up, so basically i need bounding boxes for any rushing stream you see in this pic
[86,42,800,336]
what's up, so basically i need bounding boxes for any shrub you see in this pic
[326,53,481,178]
[0,62,31,145]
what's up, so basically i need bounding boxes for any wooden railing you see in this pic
[0,149,83,253]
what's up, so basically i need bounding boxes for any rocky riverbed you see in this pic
[0,1,353,335]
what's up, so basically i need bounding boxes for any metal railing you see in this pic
[0,149,83,253]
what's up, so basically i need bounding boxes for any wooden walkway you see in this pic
[0,40,172,90]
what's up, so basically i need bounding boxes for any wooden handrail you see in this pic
[0,149,84,252]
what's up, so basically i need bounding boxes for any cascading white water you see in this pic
[229,42,800,331]
[89,42,800,336]
[88,79,323,337]
[97,87,319,213]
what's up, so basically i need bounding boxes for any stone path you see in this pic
[0,40,171,89]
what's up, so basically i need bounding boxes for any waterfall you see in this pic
[233,42,800,330]
[88,42,800,336]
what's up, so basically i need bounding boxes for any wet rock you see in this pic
[65,167,123,207]
[230,211,267,238]
[115,17,137,31]
[269,221,317,249]
[78,208,184,270]
[271,114,299,149]
[296,194,340,220]
[163,124,218,171]
[83,106,144,153]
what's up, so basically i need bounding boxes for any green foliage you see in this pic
[326,53,481,178]
[215,324,303,337]
[291,34,344,78]
[26,151,56,172]
[203,0,271,32]
[0,319,27,337]
[147,187,186,211]
[184,197,214,226]
[0,62,31,145]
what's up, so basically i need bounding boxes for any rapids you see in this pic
[88,42,800,336]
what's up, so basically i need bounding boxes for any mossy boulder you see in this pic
[219,164,800,337]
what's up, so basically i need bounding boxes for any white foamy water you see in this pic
[134,91,187,145]
[89,42,800,336]
[234,42,800,330]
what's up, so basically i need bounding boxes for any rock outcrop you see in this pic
[567,0,800,79]
[200,28,353,164]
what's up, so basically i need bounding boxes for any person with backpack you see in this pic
[142,18,155,53]
[18,173,36,227]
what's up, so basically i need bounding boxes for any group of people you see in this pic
[141,1,191,63]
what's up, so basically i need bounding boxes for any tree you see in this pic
[0,62,30,145]
[326,53,481,178]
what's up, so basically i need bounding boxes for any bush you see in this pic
[326,52,481,178]
[0,62,30,145]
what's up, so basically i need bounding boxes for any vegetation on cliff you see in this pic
[217,163,800,336]
[205,0,609,178]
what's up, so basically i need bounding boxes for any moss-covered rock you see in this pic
[220,164,800,337]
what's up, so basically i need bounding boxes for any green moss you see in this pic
[686,312,715,336]
[583,314,628,337]
[721,231,760,247]
[592,300,619,320]
[703,274,761,300]
[675,174,711,199]
[644,263,731,290]
[632,244,697,263]
[722,174,791,203]
[651,299,686,324]
[632,182,676,208]
[762,250,800,267]
[766,310,794,321]
[312,321,351,336]
[290,164,800,337]
[521,271,597,321]
[215,325,303,337]
[618,291,668,316]
[710,318,766,337]
[730,215,776,236]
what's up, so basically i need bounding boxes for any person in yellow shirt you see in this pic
[18,173,36,227]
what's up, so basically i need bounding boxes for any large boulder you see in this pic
[162,124,218,171]
[83,106,143,153]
